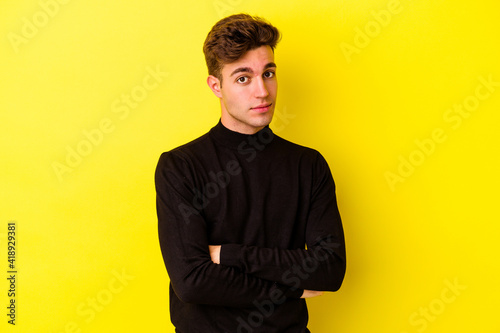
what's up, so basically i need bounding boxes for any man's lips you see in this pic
[251,103,273,112]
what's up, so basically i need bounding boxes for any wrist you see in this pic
[219,243,244,269]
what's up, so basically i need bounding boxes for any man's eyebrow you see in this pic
[264,62,277,70]
[230,62,277,77]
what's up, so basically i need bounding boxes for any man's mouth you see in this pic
[251,103,273,112]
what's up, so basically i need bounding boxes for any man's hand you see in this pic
[209,245,221,264]
[301,290,324,298]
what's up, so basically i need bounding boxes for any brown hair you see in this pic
[203,14,281,82]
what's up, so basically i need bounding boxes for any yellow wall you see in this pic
[1,0,499,332]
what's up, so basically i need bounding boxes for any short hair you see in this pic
[203,13,281,82]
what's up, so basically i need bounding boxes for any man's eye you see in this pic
[264,71,275,78]
[237,76,249,83]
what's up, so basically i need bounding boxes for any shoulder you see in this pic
[273,134,325,161]
[158,131,210,163]
[155,130,213,181]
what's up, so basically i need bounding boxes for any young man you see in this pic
[155,14,346,332]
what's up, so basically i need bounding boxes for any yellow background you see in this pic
[1,0,499,332]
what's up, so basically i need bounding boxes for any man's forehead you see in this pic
[223,46,276,75]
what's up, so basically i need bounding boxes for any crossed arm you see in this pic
[209,245,324,298]
[155,151,346,306]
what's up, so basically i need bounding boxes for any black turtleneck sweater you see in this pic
[155,121,346,333]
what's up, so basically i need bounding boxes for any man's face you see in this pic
[208,45,277,134]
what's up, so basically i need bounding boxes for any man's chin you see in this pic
[250,115,273,130]
[251,110,274,124]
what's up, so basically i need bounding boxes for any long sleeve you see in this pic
[155,151,303,307]
[219,152,346,291]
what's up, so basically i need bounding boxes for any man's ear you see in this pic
[207,75,223,98]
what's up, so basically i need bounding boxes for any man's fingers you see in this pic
[301,290,324,298]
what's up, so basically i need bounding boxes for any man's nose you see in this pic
[254,77,269,98]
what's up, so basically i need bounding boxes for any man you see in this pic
[155,13,346,332]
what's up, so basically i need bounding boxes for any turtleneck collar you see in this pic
[209,119,275,150]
